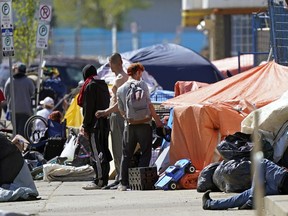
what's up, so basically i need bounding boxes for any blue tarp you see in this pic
[121,43,223,90]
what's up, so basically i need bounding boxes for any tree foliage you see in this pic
[53,0,150,29]
[12,0,40,65]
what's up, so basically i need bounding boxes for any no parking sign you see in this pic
[36,3,52,49]
[0,0,14,56]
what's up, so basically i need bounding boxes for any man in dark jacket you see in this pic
[78,64,112,190]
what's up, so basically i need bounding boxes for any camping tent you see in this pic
[162,61,288,170]
[121,43,223,90]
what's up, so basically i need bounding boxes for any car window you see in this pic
[65,67,83,83]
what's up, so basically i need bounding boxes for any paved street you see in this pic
[0,180,270,216]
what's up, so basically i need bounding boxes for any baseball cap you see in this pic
[40,97,54,107]
[13,62,26,73]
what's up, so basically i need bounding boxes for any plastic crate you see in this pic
[129,166,158,190]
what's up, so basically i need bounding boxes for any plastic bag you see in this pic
[213,159,252,193]
[60,134,78,161]
[197,162,221,192]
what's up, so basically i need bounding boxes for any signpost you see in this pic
[0,0,16,136]
[35,0,52,111]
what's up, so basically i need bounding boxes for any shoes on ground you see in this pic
[102,181,120,190]
[117,183,128,191]
[238,201,253,210]
[202,190,212,210]
[110,183,120,190]
[82,182,103,190]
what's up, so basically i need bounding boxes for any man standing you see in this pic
[4,63,35,136]
[116,62,163,191]
[96,53,128,189]
[78,64,112,190]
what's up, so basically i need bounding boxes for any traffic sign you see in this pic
[0,0,13,28]
[39,4,52,22]
[36,23,50,49]
[1,27,14,56]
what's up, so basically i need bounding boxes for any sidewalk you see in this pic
[0,180,286,216]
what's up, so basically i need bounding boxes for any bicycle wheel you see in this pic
[24,115,48,144]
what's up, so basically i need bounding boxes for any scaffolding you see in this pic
[268,0,288,66]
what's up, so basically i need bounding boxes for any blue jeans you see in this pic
[208,159,287,210]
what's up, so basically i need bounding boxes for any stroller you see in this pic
[24,115,67,161]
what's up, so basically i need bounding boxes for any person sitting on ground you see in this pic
[202,158,288,210]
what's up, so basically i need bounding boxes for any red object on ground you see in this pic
[178,171,200,189]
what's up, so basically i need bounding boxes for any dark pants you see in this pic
[15,113,31,137]
[89,118,112,186]
[120,123,152,186]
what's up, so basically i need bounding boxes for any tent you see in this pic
[162,61,288,170]
[121,43,224,90]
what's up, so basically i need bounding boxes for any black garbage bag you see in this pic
[213,159,252,193]
[217,132,252,161]
[217,132,274,161]
[197,161,221,192]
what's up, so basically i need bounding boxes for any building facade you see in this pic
[182,0,268,60]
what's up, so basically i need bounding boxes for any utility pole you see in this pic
[75,0,81,57]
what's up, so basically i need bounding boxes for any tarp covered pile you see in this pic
[163,61,288,170]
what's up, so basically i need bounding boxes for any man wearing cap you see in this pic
[78,64,112,190]
[4,62,35,136]
[202,158,288,210]
[35,97,54,131]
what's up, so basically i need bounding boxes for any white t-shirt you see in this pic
[35,108,52,131]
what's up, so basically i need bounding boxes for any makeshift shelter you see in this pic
[174,81,209,97]
[121,43,223,90]
[162,61,288,170]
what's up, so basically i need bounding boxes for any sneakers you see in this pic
[82,182,103,190]
[102,181,120,190]
[202,190,212,210]
[238,201,253,210]
[117,183,128,191]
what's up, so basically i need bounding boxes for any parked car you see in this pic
[154,158,196,190]
[28,56,102,92]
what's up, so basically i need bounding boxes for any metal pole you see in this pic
[8,56,16,137]
[36,49,44,113]
[252,110,264,216]
[112,21,117,53]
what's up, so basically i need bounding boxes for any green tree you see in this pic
[53,0,150,29]
[12,0,40,65]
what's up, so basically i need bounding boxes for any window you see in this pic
[231,15,253,56]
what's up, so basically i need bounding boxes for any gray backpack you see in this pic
[126,81,151,121]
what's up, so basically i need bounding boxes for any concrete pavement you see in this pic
[0,180,286,216]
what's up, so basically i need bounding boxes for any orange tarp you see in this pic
[163,61,288,170]
[174,81,209,97]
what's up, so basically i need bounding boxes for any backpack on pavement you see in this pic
[126,81,151,121]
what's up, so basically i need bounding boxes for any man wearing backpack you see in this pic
[77,64,113,190]
[116,62,163,191]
